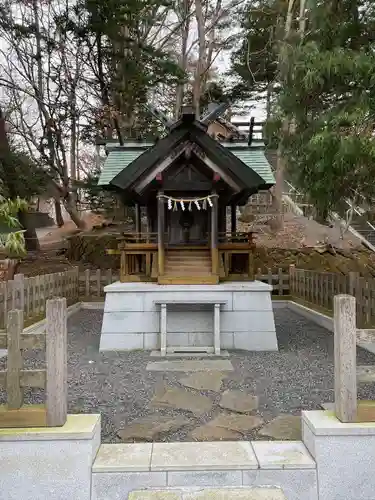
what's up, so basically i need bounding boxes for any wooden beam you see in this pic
[135,143,189,193]
[197,153,241,192]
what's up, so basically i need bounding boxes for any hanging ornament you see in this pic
[188,201,192,211]
[194,200,200,210]
[167,198,172,210]
[173,201,177,211]
[208,196,213,208]
[180,200,185,211]
[202,199,207,210]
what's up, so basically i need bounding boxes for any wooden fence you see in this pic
[0,298,67,427]
[289,267,375,328]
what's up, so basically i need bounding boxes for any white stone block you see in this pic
[233,331,278,351]
[233,292,273,311]
[143,291,233,312]
[104,292,144,312]
[251,441,315,469]
[91,472,167,500]
[102,312,159,333]
[100,333,144,351]
[93,444,152,472]
[245,469,318,500]
[221,332,234,349]
[0,414,100,500]
[189,332,213,347]
[167,470,242,487]
[302,421,316,459]
[221,311,276,333]
[303,410,375,500]
[167,310,213,333]
[151,442,258,471]
[144,333,158,350]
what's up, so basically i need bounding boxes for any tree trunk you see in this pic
[54,199,64,227]
[63,194,86,230]
[18,210,40,252]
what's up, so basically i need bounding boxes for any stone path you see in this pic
[118,367,302,442]
[146,360,234,372]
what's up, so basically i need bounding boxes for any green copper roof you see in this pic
[98,141,274,186]
[225,145,275,185]
[98,145,150,186]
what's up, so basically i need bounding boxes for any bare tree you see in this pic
[0,0,88,228]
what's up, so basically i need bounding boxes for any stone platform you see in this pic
[100,281,278,352]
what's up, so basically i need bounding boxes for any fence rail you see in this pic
[2,265,375,328]
[290,267,375,328]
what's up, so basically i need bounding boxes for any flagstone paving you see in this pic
[219,390,259,414]
[7,308,375,443]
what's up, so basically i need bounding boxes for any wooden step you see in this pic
[158,275,219,285]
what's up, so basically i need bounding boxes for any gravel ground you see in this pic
[1,308,375,442]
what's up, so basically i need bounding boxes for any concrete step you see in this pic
[128,488,287,499]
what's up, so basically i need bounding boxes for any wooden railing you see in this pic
[0,298,67,427]
[289,267,375,328]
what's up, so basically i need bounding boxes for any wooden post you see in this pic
[135,203,141,234]
[157,191,165,276]
[85,269,90,297]
[96,268,101,297]
[289,265,295,296]
[278,268,283,295]
[211,191,218,275]
[13,274,25,314]
[231,204,237,234]
[334,294,357,423]
[7,310,23,409]
[46,298,67,427]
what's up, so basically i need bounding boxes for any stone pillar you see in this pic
[0,414,101,500]
[334,294,357,423]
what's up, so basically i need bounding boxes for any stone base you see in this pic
[0,414,101,500]
[100,281,278,352]
[302,410,375,500]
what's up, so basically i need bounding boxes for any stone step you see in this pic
[128,488,287,499]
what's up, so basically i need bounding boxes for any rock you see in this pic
[258,415,302,440]
[190,424,242,441]
[219,390,258,413]
[179,371,226,392]
[152,387,213,415]
[117,415,189,441]
[209,413,264,434]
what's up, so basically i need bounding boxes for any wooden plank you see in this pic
[107,268,113,286]
[46,298,67,426]
[0,404,47,428]
[20,333,46,350]
[20,369,46,388]
[334,294,357,423]
[7,310,24,409]
[0,369,47,389]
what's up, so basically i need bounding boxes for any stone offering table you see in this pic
[100,281,278,352]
